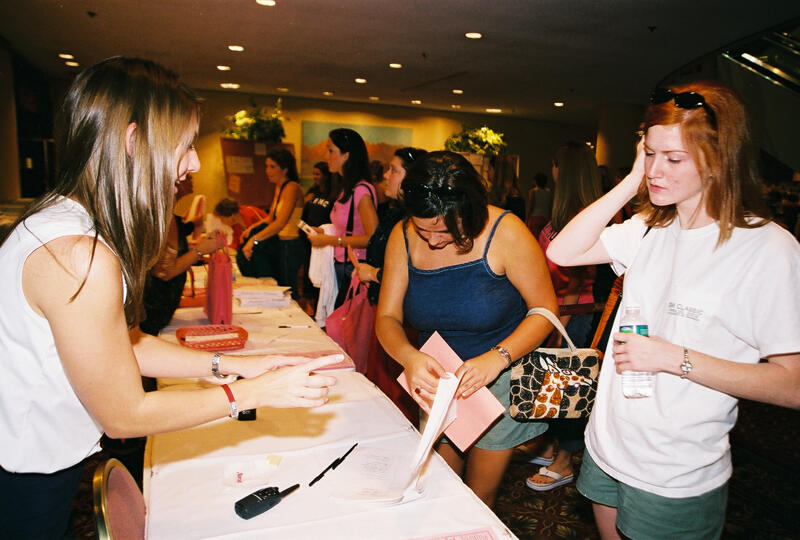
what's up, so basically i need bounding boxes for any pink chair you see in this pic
[92,458,146,540]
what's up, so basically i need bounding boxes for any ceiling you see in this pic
[1,0,799,126]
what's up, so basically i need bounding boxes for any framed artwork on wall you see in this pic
[300,121,412,188]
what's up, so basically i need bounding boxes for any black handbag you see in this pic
[509,308,600,420]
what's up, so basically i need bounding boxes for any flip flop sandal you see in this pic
[526,466,574,491]
[528,454,555,466]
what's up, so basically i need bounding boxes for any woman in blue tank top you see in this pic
[376,151,558,507]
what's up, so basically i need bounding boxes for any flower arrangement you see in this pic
[222,98,286,142]
[444,125,507,156]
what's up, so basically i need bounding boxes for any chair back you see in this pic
[589,275,624,359]
[92,457,146,540]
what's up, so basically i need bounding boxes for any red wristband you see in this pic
[221,383,238,418]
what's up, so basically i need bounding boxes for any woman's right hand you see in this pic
[404,351,447,412]
[243,355,339,408]
[194,236,218,256]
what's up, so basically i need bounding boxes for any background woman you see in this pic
[355,146,427,421]
[526,171,552,238]
[309,128,378,307]
[0,57,336,537]
[548,82,800,539]
[376,151,558,507]
[525,141,602,492]
[240,147,305,296]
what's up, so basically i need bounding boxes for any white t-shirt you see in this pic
[0,197,113,473]
[585,214,800,498]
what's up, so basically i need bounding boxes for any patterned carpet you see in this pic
[72,399,799,539]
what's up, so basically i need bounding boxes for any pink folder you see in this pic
[397,332,506,451]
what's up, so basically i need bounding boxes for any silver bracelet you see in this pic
[211,352,228,379]
[492,345,513,367]
[680,347,693,379]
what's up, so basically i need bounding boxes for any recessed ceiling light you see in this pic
[554,102,565,107]
[411,99,422,105]
[256,0,276,5]
[220,83,240,89]
[452,89,464,95]
[451,104,461,109]
[369,96,379,101]
[217,65,231,71]
[465,32,482,39]
[65,61,80,67]
[323,91,334,96]
[389,63,402,69]
[276,87,289,93]
[486,108,502,113]
[354,78,367,84]
[228,45,244,52]
[58,53,74,60]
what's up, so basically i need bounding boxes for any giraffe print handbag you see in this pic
[509,308,600,420]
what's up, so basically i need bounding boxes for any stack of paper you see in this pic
[233,285,291,308]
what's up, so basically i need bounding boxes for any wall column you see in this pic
[0,45,20,202]
[595,103,643,181]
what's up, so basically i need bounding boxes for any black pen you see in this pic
[308,442,358,486]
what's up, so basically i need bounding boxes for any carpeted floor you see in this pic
[72,399,799,539]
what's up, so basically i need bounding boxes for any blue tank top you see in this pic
[403,211,527,359]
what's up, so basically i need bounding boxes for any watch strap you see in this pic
[221,383,238,418]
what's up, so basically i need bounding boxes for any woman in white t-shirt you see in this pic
[0,57,337,538]
[548,81,800,539]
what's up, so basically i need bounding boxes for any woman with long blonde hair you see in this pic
[0,57,336,537]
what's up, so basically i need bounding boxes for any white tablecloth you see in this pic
[145,301,516,540]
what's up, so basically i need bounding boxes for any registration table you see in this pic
[145,300,516,539]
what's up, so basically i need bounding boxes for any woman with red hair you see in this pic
[549,81,800,539]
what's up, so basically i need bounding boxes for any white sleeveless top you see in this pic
[0,197,116,473]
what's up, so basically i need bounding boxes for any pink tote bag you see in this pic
[325,275,373,374]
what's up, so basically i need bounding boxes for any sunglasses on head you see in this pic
[650,87,716,126]
[403,182,461,202]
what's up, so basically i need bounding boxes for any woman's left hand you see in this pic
[611,332,680,374]
[309,234,333,248]
[242,238,255,260]
[232,354,317,379]
[454,351,507,399]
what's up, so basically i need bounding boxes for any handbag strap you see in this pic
[526,307,578,352]
[345,181,377,237]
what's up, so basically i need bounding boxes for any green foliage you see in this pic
[444,125,507,156]
[222,98,286,142]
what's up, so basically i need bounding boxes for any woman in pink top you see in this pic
[309,128,378,307]
[526,141,602,493]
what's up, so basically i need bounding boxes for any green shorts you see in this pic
[576,451,728,540]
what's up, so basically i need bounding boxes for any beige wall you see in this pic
[192,90,595,211]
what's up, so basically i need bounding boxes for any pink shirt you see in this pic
[330,181,376,262]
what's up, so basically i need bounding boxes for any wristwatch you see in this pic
[492,345,513,367]
[680,347,693,379]
[212,352,228,379]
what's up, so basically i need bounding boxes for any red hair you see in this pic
[637,81,769,244]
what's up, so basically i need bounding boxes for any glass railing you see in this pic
[723,24,800,93]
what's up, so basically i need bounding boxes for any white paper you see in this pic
[331,372,461,504]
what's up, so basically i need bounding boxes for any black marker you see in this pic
[308,442,358,486]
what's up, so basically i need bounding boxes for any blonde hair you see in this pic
[551,142,603,232]
[638,81,769,244]
[5,57,202,326]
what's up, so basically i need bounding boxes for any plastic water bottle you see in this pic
[619,306,654,398]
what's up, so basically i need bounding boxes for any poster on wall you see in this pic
[300,121,412,188]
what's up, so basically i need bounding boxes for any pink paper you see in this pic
[397,332,505,451]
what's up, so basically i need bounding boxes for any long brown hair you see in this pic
[550,141,602,232]
[637,81,769,244]
[2,57,202,326]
